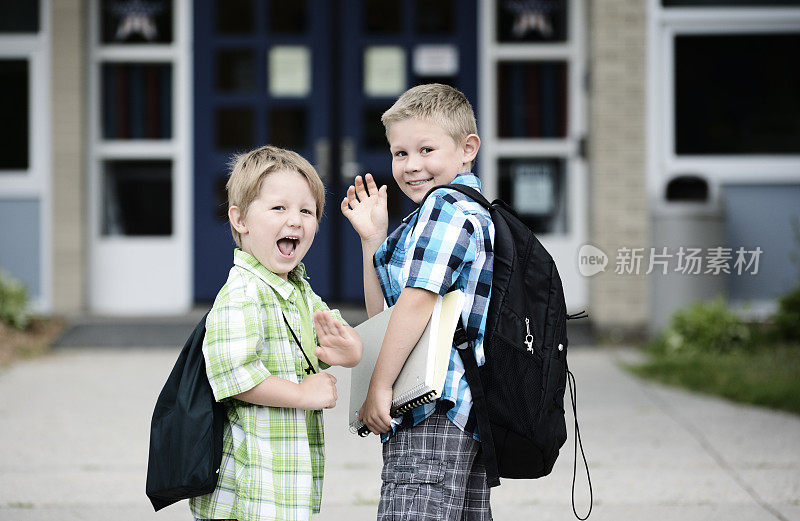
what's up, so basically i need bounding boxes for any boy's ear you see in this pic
[228,206,248,235]
[462,134,481,164]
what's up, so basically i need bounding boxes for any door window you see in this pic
[495,0,568,42]
[102,63,173,139]
[268,46,311,97]
[269,107,308,149]
[415,0,455,34]
[363,46,406,97]
[100,0,173,44]
[215,0,254,33]
[102,160,173,236]
[499,158,567,234]
[214,107,255,150]
[497,61,568,139]
[268,0,307,33]
[215,49,256,93]
[363,0,401,33]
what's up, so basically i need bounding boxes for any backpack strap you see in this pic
[410,183,492,235]
[567,360,593,520]
[411,183,501,485]
[454,320,501,488]
[282,312,317,376]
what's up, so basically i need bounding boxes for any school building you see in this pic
[2,0,799,337]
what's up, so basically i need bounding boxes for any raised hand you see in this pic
[313,310,363,368]
[341,173,389,247]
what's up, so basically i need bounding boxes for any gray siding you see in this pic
[724,185,800,301]
[0,199,40,298]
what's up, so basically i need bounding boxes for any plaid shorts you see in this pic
[378,405,492,521]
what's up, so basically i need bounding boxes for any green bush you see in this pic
[652,297,750,355]
[0,270,30,330]
[773,283,800,342]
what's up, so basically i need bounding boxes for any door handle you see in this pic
[314,138,330,180]
[340,137,360,180]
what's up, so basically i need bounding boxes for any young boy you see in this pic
[341,84,494,520]
[191,145,363,521]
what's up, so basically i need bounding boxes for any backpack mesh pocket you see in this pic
[484,335,544,438]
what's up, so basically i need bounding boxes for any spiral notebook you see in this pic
[349,290,465,434]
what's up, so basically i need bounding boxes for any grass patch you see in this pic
[7,501,34,508]
[626,345,800,415]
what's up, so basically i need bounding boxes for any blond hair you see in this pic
[381,83,478,147]
[226,145,325,247]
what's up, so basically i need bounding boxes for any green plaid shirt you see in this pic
[190,249,345,521]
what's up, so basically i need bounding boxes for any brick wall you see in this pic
[587,1,649,337]
[51,0,87,314]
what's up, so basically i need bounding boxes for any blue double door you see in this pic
[193,0,477,303]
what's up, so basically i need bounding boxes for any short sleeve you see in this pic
[403,194,477,296]
[203,298,272,401]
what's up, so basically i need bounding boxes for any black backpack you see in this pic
[146,312,225,511]
[416,184,592,519]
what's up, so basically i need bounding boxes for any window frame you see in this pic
[0,0,51,312]
[0,30,48,192]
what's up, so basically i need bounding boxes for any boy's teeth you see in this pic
[409,180,430,186]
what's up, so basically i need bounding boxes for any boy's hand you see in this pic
[341,174,389,248]
[313,310,363,368]
[358,384,393,434]
[299,372,338,410]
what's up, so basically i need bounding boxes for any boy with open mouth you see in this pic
[191,145,363,521]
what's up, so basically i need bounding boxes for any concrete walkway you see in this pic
[0,345,798,521]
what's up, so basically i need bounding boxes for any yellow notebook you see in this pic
[349,289,465,434]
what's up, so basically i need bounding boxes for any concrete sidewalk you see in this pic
[0,345,798,521]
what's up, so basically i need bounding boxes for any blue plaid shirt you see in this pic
[373,173,494,441]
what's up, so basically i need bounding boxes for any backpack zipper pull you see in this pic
[525,318,534,353]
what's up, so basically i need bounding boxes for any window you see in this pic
[675,33,800,154]
[0,0,39,33]
[0,59,29,170]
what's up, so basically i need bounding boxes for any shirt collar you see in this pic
[451,172,483,190]
[400,172,483,223]
[233,248,306,300]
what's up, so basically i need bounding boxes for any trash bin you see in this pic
[649,175,726,336]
